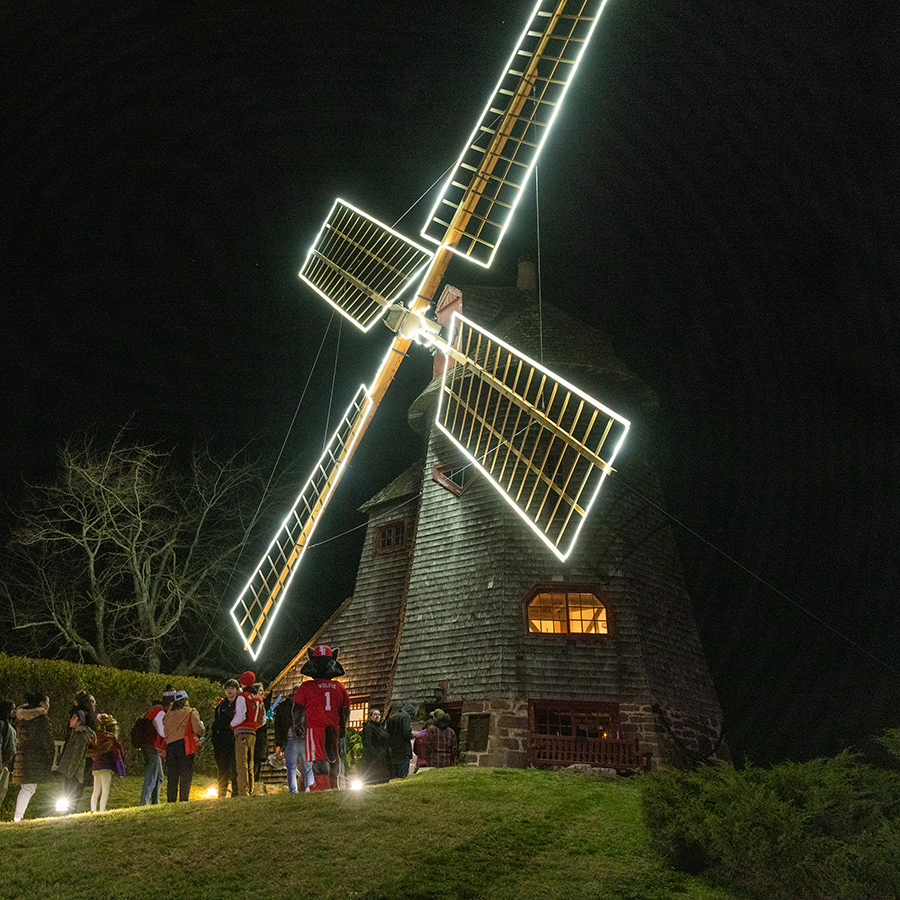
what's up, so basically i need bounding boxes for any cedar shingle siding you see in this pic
[270,270,724,769]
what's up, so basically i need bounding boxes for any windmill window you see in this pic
[466,714,491,752]
[374,519,406,555]
[527,589,608,635]
[433,461,473,497]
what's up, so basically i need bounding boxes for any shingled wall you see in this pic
[270,273,723,770]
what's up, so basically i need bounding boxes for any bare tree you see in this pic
[1,431,270,673]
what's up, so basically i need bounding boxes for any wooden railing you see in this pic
[528,734,641,771]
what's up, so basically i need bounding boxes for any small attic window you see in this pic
[374,519,406,555]
[433,461,473,497]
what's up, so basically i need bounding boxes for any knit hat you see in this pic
[239,670,256,687]
[432,708,447,722]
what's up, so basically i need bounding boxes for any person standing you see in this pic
[230,671,264,796]
[56,709,95,812]
[360,708,391,785]
[162,690,204,802]
[292,645,350,791]
[12,692,55,822]
[139,692,171,806]
[211,679,239,798]
[387,701,416,779]
[0,699,17,807]
[252,683,270,790]
[424,709,458,768]
[88,714,126,812]
[274,685,312,793]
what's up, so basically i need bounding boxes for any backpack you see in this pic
[130,715,157,749]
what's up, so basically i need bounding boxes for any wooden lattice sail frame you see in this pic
[231,0,625,658]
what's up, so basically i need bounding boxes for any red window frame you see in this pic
[373,518,407,556]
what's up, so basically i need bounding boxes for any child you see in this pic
[57,709,96,812]
[87,714,126,812]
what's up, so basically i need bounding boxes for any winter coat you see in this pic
[211,696,237,749]
[163,706,204,744]
[424,721,458,768]
[88,733,126,776]
[360,720,392,784]
[57,725,96,782]
[0,720,17,769]
[12,706,55,784]
[387,706,414,761]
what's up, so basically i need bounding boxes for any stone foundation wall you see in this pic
[458,698,530,769]
[619,703,726,768]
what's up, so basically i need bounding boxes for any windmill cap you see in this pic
[239,670,256,687]
[312,645,334,658]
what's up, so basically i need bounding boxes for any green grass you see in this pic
[0,768,746,900]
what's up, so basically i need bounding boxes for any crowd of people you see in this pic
[0,646,460,821]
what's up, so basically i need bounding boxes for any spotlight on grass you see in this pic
[55,797,70,812]
[351,779,363,791]
[205,787,219,798]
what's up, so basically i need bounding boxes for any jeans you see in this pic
[286,734,313,793]
[140,748,164,805]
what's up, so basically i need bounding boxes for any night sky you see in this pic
[2,1,898,765]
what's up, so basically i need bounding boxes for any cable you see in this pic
[612,471,900,681]
[392,162,457,230]
[213,311,337,617]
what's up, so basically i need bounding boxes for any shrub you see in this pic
[0,652,222,775]
[641,750,900,899]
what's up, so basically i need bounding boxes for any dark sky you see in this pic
[2,1,898,765]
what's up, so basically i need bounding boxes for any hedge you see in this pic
[0,653,224,776]
[641,752,900,899]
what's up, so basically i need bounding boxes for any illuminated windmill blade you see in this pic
[230,385,373,658]
[421,0,609,266]
[299,199,434,332]
[434,313,630,561]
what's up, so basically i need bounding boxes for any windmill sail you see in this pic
[231,385,373,658]
[299,199,434,332]
[435,313,629,561]
[231,0,622,656]
[421,0,609,267]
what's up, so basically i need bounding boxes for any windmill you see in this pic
[231,0,630,660]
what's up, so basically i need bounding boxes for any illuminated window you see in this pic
[433,461,473,497]
[374,519,406,555]
[527,589,608,635]
[348,697,369,730]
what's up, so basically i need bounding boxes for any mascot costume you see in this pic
[292,645,350,791]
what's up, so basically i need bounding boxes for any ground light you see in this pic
[350,779,363,791]
[55,796,70,812]
[205,787,218,798]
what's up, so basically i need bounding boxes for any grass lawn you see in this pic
[0,768,747,900]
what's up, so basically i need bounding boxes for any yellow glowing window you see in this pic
[348,698,369,730]
[528,591,607,635]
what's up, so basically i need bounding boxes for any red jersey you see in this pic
[292,680,350,729]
